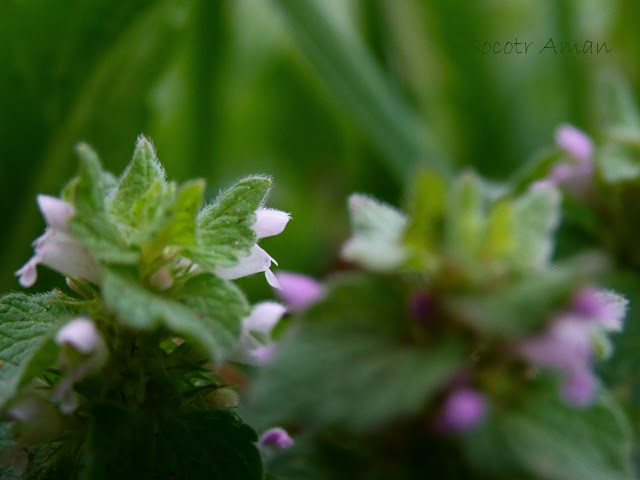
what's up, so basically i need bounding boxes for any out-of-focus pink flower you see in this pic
[555,124,593,164]
[562,368,597,406]
[571,287,627,332]
[54,318,108,413]
[259,427,294,449]
[544,124,595,199]
[434,387,488,433]
[274,271,324,311]
[516,285,627,407]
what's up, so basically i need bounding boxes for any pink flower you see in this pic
[54,318,108,413]
[434,387,488,433]
[274,271,324,311]
[15,195,101,288]
[555,124,593,164]
[259,427,294,449]
[545,124,594,199]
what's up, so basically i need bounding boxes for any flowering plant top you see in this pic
[1,136,291,478]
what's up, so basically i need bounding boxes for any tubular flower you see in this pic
[547,124,594,199]
[216,208,290,289]
[229,302,286,366]
[516,286,627,406]
[434,387,488,433]
[15,195,101,288]
[53,318,108,413]
[274,271,325,311]
[259,427,294,449]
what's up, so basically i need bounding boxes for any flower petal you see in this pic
[35,230,102,284]
[36,195,75,231]
[259,427,294,449]
[253,208,290,240]
[555,124,593,165]
[434,387,488,433]
[215,245,275,281]
[274,271,324,311]
[55,318,104,354]
[243,302,286,335]
[15,257,40,288]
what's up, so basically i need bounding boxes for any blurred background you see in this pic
[1,0,639,300]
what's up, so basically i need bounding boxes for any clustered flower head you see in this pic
[517,286,627,406]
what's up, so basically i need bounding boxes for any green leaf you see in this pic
[0,293,69,408]
[69,143,139,265]
[444,172,486,263]
[85,405,262,480]
[449,253,607,337]
[509,148,562,194]
[0,422,17,478]
[510,182,561,271]
[193,176,271,269]
[142,179,204,261]
[102,268,248,363]
[73,142,108,215]
[482,200,515,262]
[109,135,166,223]
[463,394,634,480]
[250,274,464,431]
[597,142,640,184]
[341,194,408,271]
[404,169,446,252]
[251,325,463,431]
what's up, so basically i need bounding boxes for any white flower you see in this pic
[15,195,101,288]
[216,208,290,288]
[53,318,108,413]
[229,302,286,366]
[56,318,106,355]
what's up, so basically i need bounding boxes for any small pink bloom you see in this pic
[259,427,294,449]
[274,271,324,311]
[562,368,597,407]
[571,287,627,332]
[555,124,593,165]
[434,388,488,433]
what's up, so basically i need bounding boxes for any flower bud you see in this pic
[205,387,239,408]
[55,318,105,355]
[253,208,291,240]
[571,287,627,332]
[274,271,324,311]
[435,388,488,433]
[259,427,294,449]
[555,124,593,164]
[409,291,434,322]
[149,266,173,291]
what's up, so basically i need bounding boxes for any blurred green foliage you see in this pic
[1,0,639,302]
